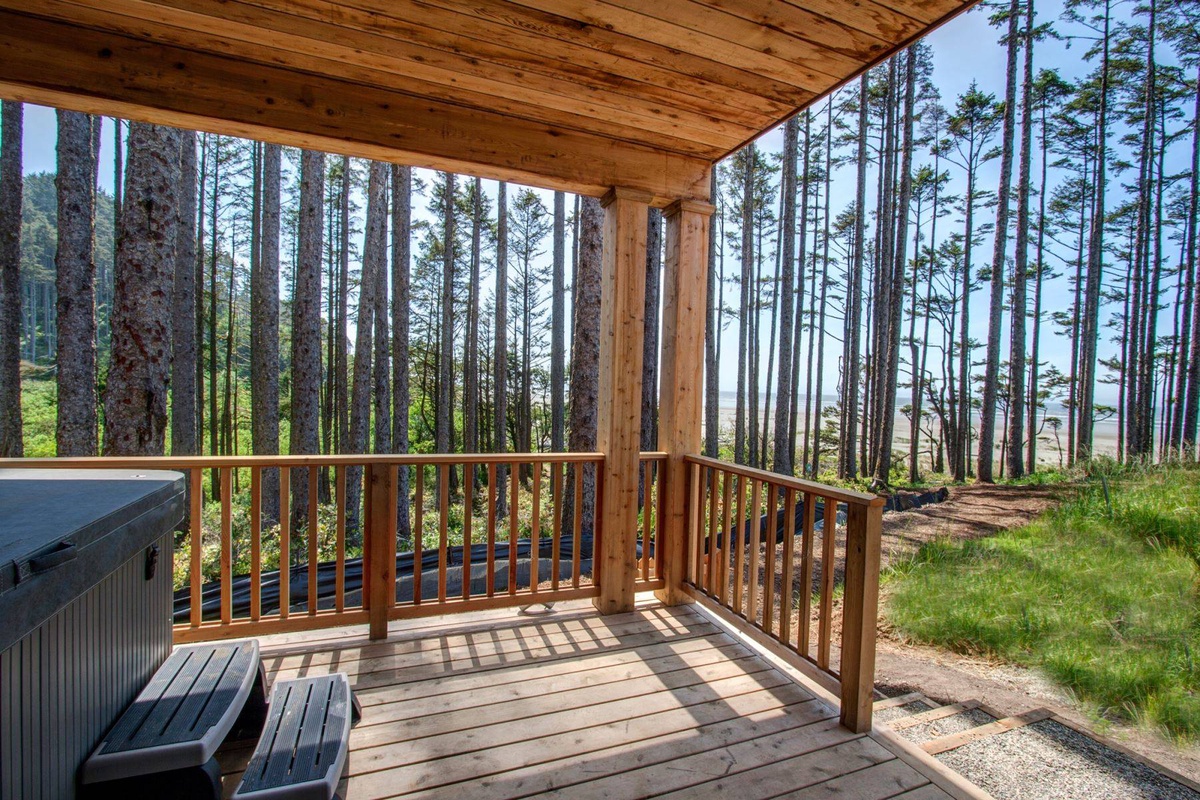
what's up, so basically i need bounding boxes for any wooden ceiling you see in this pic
[0,0,976,203]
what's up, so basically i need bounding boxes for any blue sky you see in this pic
[17,1,1183,409]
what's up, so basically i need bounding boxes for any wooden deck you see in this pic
[216,599,963,800]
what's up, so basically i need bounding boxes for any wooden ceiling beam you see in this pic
[0,9,712,203]
[5,0,735,157]
[40,0,758,148]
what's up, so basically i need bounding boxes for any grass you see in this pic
[884,462,1200,742]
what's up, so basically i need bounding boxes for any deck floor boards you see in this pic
[217,600,955,800]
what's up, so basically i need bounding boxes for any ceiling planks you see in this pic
[0,0,978,199]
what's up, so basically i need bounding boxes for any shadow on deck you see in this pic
[216,599,963,799]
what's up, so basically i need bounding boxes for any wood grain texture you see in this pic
[593,188,651,614]
[0,0,976,201]
[840,499,884,733]
[213,601,952,800]
[0,10,710,202]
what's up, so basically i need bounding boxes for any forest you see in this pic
[0,0,1198,499]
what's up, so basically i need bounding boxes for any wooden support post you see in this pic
[367,463,398,640]
[655,198,714,606]
[840,497,884,733]
[594,187,651,615]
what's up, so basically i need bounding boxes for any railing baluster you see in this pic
[486,463,497,598]
[779,487,797,648]
[438,463,449,604]
[798,490,816,657]
[189,469,203,628]
[278,467,289,620]
[250,467,262,622]
[592,462,604,587]
[732,474,746,615]
[687,461,701,588]
[718,470,733,607]
[818,496,837,670]
[308,468,319,615]
[530,462,541,595]
[704,467,719,597]
[413,466,424,606]
[551,462,562,592]
[509,463,519,595]
[645,458,656,582]
[654,457,666,582]
[463,463,473,602]
[572,465,583,589]
[335,466,346,613]
[747,479,762,624]
[219,468,232,626]
[762,483,778,637]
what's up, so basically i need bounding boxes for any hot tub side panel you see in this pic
[0,533,173,800]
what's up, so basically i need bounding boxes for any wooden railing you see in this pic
[9,452,669,641]
[681,455,884,733]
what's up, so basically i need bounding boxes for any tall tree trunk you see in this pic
[704,170,720,457]
[465,178,483,461]
[336,157,352,458]
[791,112,813,472]
[252,143,281,520]
[391,164,412,541]
[641,207,663,460]
[347,162,387,535]
[194,135,207,470]
[290,150,324,528]
[104,123,181,456]
[372,165,392,457]
[1077,0,1112,462]
[735,146,755,465]
[551,190,567,453]
[1181,67,1200,457]
[495,182,510,516]
[104,117,122,353]
[876,49,917,487]
[0,102,22,457]
[979,0,1020,482]
[172,131,199,457]
[843,76,869,479]
[55,111,99,456]
[567,197,603,535]
[208,137,220,495]
[773,116,798,477]
[1007,0,1035,478]
[436,173,455,465]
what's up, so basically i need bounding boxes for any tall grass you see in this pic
[884,463,1200,741]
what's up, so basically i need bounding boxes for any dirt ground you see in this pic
[872,482,1200,784]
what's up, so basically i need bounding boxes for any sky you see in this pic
[16,0,1186,409]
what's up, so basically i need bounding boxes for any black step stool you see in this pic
[80,639,267,799]
[233,673,359,800]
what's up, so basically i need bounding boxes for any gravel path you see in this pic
[875,699,934,725]
[938,720,1200,800]
[892,708,996,745]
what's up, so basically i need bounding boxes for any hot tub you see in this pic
[0,468,185,800]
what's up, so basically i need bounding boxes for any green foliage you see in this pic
[19,365,57,457]
[884,464,1200,741]
[174,493,354,591]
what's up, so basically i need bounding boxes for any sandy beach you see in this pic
[711,391,1120,473]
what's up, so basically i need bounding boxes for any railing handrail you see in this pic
[0,452,608,469]
[684,454,883,506]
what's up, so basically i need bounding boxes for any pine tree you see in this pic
[0,101,22,457]
[172,131,199,458]
[55,111,99,456]
[104,123,181,456]
[290,150,324,521]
